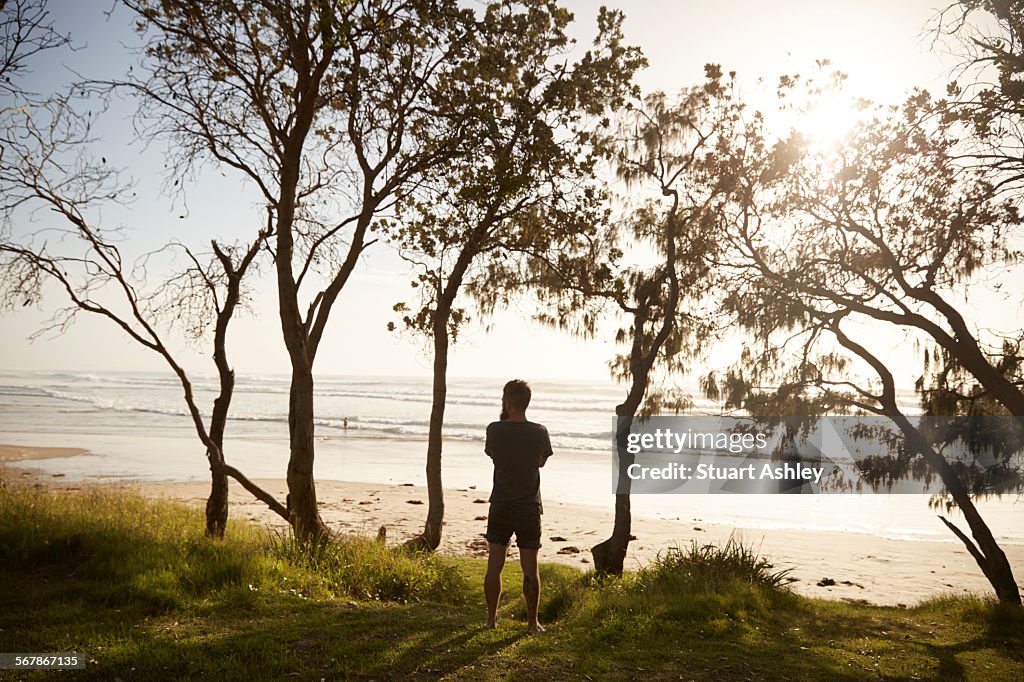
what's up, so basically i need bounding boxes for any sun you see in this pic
[794,94,866,149]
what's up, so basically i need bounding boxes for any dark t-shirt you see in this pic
[485,420,553,510]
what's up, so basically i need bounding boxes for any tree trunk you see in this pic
[592,262,677,576]
[287,365,325,540]
[205,310,235,538]
[593,410,639,574]
[202,374,230,539]
[896,415,1021,604]
[272,102,329,542]
[205,460,229,538]
[592,214,680,575]
[592,494,632,574]
[592,326,648,575]
[405,247,481,552]
[834,326,1021,605]
[407,303,451,552]
[938,513,1020,604]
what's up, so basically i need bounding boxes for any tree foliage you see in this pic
[520,65,752,573]
[707,74,1023,602]
[387,2,643,550]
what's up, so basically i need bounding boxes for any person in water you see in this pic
[483,379,552,633]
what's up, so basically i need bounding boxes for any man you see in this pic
[483,379,552,633]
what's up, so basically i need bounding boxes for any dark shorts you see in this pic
[485,501,542,549]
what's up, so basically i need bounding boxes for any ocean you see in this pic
[0,369,620,451]
[1,369,1021,545]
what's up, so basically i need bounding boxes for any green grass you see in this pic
[1,483,1021,681]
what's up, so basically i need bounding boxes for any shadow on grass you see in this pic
[3,486,1022,681]
[525,575,1024,681]
[5,597,531,681]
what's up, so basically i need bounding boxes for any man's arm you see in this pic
[539,426,553,468]
[485,422,494,459]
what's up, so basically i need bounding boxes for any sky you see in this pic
[0,0,961,382]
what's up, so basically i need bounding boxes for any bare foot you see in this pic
[485,621,497,630]
[528,622,545,634]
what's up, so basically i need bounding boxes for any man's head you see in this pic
[501,379,531,420]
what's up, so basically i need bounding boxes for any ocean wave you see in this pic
[313,415,611,449]
[21,371,630,412]
[9,371,920,455]
[319,416,610,450]
[0,384,52,397]
[234,380,622,410]
[41,387,194,418]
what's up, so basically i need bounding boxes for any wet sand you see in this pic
[0,443,89,462]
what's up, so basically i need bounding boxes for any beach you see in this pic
[0,443,88,461]
[2,371,1022,608]
[5,445,1023,607]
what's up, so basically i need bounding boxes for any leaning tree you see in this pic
[911,1,1024,417]
[709,86,1022,603]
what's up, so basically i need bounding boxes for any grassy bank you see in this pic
[0,484,1021,680]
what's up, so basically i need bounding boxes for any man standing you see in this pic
[483,379,552,633]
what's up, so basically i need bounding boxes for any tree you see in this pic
[0,0,67,101]
[0,97,287,538]
[710,88,1023,603]
[914,2,1024,422]
[525,66,747,574]
[389,4,643,552]
[932,1,1024,197]
[124,0,484,539]
[0,0,286,537]
[152,231,288,536]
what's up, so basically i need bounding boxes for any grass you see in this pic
[1,483,1022,680]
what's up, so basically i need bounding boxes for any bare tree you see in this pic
[0,0,68,101]
[0,92,287,536]
[1,0,287,536]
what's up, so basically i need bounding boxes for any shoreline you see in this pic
[4,454,1022,607]
[0,443,89,462]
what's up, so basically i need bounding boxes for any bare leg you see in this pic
[519,547,544,633]
[484,542,507,629]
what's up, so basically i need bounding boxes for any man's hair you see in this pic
[503,379,531,411]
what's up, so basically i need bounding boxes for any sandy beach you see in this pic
[4,443,1022,608]
[0,443,89,462]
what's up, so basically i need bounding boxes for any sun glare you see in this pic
[794,95,865,149]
